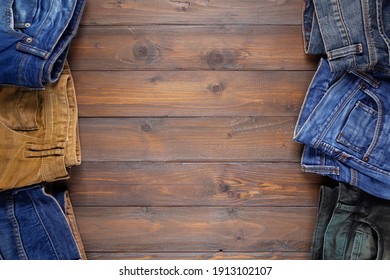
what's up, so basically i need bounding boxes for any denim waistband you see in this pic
[303,0,390,73]
[0,0,86,89]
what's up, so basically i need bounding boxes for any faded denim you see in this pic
[0,184,85,260]
[294,58,390,199]
[303,0,390,74]
[0,0,86,89]
[312,181,390,259]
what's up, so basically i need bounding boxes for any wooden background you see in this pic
[64,0,326,260]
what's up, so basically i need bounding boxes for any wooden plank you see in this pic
[73,70,314,117]
[86,251,310,260]
[82,0,302,26]
[74,206,316,252]
[78,117,302,162]
[69,26,319,71]
[66,162,321,207]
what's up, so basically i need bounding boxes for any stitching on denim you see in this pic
[41,188,82,259]
[293,59,326,138]
[320,141,390,178]
[360,88,383,161]
[45,0,86,83]
[335,0,357,67]
[350,70,380,88]
[362,0,377,70]
[294,69,349,144]
[376,0,390,66]
[26,189,60,260]
[7,193,28,260]
[353,215,383,259]
[351,168,358,186]
[5,0,26,40]
[314,80,361,148]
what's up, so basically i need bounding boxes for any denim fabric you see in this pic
[0,184,83,260]
[294,58,390,199]
[303,0,390,74]
[311,181,390,260]
[0,0,86,89]
[0,62,81,190]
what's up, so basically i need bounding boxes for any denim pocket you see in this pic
[349,229,378,260]
[0,88,41,132]
[337,101,378,155]
[12,0,40,29]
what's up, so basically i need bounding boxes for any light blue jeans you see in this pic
[303,0,390,73]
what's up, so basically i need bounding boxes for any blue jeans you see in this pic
[0,0,86,89]
[294,58,390,199]
[0,184,83,260]
[303,0,390,73]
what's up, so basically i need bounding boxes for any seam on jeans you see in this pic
[360,88,383,161]
[350,70,380,88]
[377,0,390,66]
[314,82,361,148]
[41,188,83,259]
[26,189,60,260]
[44,0,85,83]
[5,0,26,40]
[362,0,377,70]
[294,69,348,142]
[323,204,353,259]
[351,168,358,186]
[7,194,28,260]
[293,58,326,138]
[320,141,390,178]
[335,0,357,67]
[353,216,383,259]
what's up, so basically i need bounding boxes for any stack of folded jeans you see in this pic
[294,0,390,259]
[0,0,86,259]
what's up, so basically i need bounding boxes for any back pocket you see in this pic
[337,101,378,155]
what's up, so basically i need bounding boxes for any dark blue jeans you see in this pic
[0,184,83,260]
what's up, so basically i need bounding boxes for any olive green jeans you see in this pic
[0,62,81,190]
[312,181,390,259]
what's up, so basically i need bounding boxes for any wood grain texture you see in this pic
[63,0,320,260]
[78,117,302,162]
[82,0,302,26]
[87,252,310,260]
[67,162,321,207]
[74,206,317,252]
[73,70,314,117]
[69,25,319,71]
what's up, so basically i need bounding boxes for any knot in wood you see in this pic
[133,40,160,63]
[206,49,239,70]
[140,122,152,132]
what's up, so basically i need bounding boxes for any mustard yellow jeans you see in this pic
[0,63,81,190]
